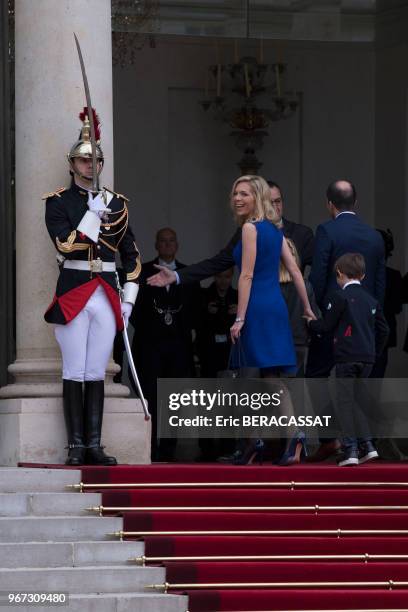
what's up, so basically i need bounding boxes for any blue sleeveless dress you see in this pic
[233,220,296,371]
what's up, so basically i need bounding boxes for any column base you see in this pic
[0,397,151,466]
[0,382,130,399]
[0,358,130,398]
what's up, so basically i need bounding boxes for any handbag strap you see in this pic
[228,338,247,369]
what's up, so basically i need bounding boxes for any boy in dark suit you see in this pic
[306,253,389,466]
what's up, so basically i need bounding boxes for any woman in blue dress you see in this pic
[229,175,316,464]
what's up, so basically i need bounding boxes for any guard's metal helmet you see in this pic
[68,108,104,175]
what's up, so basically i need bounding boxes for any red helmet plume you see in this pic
[79,107,101,142]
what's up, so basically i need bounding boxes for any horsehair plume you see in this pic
[79,107,101,141]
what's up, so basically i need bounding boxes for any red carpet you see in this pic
[121,510,408,533]
[23,462,408,610]
[144,535,408,557]
[163,560,408,582]
[80,462,408,484]
[77,463,408,611]
[184,589,408,611]
[100,487,408,507]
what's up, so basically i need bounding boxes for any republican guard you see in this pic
[44,109,141,465]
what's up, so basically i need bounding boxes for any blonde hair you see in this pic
[230,175,280,226]
[279,238,301,283]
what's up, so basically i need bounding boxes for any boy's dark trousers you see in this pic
[335,361,373,450]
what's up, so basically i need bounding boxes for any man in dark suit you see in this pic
[309,181,385,310]
[148,181,314,286]
[130,228,198,461]
[306,180,386,461]
[370,229,403,378]
[267,181,314,273]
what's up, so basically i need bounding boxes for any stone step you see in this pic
[0,592,188,612]
[0,468,80,492]
[0,541,144,568]
[0,468,186,612]
[0,516,122,542]
[0,566,166,594]
[69,593,188,612]
[0,492,101,517]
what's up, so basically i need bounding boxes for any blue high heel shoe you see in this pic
[276,433,307,466]
[233,439,265,465]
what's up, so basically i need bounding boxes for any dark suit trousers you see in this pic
[335,362,373,450]
[130,338,194,458]
[305,333,335,377]
[305,333,337,443]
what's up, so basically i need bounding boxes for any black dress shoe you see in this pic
[233,439,265,465]
[217,449,243,464]
[306,440,341,462]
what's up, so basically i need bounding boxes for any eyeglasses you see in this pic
[271,197,282,205]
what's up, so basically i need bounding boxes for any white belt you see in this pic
[63,259,116,273]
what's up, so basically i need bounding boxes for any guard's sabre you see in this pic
[74,33,99,192]
[122,318,151,421]
[74,34,148,420]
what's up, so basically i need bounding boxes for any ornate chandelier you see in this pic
[111,0,159,66]
[201,47,299,174]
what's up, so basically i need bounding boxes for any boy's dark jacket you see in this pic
[309,282,389,364]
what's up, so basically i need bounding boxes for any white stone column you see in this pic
[0,0,150,464]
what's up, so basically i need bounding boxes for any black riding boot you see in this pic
[84,380,117,465]
[63,379,86,466]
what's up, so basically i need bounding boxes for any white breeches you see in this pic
[55,285,117,382]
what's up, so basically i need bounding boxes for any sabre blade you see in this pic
[122,319,151,420]
[74,33,99,192]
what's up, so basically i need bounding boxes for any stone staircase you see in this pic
[0,468,188,611]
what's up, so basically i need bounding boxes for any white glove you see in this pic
[121,302,133,328]
[87,192,110,219]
